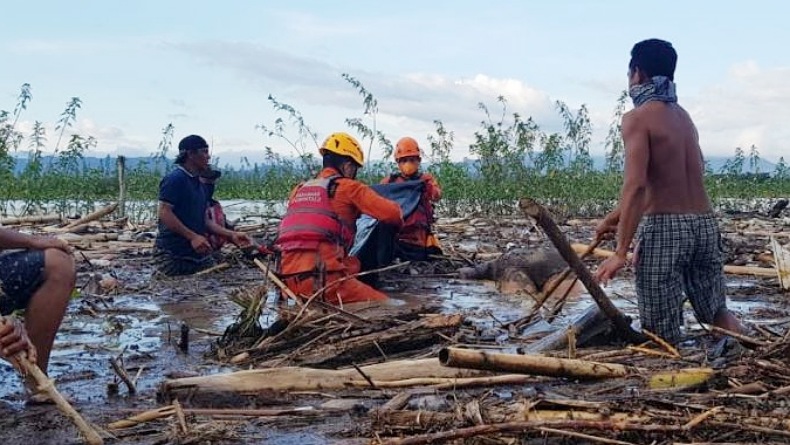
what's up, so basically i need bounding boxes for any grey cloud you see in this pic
[176,41,340,88]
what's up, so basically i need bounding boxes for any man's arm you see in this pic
[0,228,70,253]
[159,202,200,241]
[593,112,649,285]
[205,218,251,247]
[344,181,403,227]
[614,112,650,257]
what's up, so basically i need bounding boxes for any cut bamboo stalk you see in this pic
[253,258,303,307]
[109,356,136,394]
[571,243,778,277]
[0,213,62,226]
[62,203,118,230]
[519,198,644,343]
[162,358,489,396]
[439,347,636,379]
[0,317,103,445]
[769,236,790,290]
[648,368,715,390]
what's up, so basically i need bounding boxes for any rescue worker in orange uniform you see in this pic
[276,132,403,305]
[381,137,443,260]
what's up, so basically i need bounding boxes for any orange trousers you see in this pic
[283,271,388,305]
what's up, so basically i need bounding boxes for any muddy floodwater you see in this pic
[1,213,788,444]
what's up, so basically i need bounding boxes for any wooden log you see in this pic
[439,347,636,379]
[520,198,645,343]
[62,203,118,230]
[0,317,104,445]
[162,358,489,396]
[571,243,778,278]
[524,304,610,354]
[0,213,62,226]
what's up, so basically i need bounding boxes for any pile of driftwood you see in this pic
[151,322,790,444]
[219,301,466,369]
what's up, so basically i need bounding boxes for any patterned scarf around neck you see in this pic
[629,75,677,107]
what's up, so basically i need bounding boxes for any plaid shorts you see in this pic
[0,250,46,315]
[635,214,727,344]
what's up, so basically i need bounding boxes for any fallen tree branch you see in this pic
[519,198,645,343]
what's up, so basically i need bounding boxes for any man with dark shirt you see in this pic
[154,135,250,275]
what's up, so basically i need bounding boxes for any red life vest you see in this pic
[205,200,228,250]
[276,176,354,252]
[383,173,433,230]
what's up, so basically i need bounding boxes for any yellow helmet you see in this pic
[319,132,364,166]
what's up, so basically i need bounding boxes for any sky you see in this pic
[2,1,788,167]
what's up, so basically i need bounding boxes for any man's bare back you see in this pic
[594,38,743,342]
[630,101,712,215]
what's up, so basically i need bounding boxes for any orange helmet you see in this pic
[394,137,421,161]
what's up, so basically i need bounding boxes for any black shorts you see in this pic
[0,250,46,315]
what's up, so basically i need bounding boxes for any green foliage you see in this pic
[604,91,628,173]
[2,81,789,221]
[342,73,392,163]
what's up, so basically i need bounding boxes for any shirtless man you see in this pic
[594,39,741,344]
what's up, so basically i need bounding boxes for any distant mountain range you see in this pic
[8,153,782,175]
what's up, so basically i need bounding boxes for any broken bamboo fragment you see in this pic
[519,198,645,343]
[108,405,328,429]
[439,347,636,379]
[378,419,684,445]
[162,358,490,395]
[0,213,62,226]
[648,368,716,390]
[570,243,778,277]
[62,203,118,230]
[1,317,104,445]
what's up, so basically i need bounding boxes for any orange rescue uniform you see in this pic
[279,168,403,304]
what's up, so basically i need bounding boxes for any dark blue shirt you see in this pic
[155,166,208,257]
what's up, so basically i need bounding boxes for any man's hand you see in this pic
[190,234,212,255]
[595,220,618,241]
[594,254,628,286]
[595,211,620,241]
[230,232,252,248]
[422,174,441,201]
[0,318,37,365]
[31,237,72,254]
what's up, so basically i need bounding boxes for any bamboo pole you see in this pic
[570,243,778,277]
[0,317,104,445]
[0,214,62,226]
[62,203,118,230]
[519,198,645,343]
[439,347,636,379]
[162,358,490,395]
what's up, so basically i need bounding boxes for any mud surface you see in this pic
[1,213,788,444]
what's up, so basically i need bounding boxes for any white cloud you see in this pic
[686,61,790,161]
